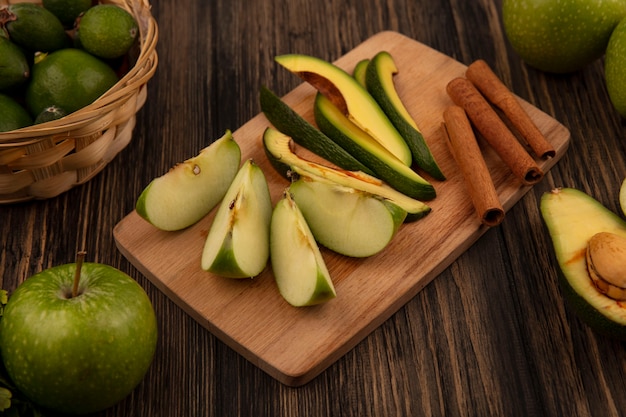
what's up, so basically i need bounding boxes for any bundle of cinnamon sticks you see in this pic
[443,59,554,227]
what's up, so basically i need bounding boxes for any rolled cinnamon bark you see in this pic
[443,106,504,227]
[446,77,543,186]
[466,60,555,159]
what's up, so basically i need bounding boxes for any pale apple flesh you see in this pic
[289,175,407,257]
[201,159,272,278]
[136,130,241,231]
[270,190,336,306]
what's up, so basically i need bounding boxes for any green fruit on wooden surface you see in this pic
[0,261,158,414]
[270,190,336,307]
[540,187,626,339]
[0,93,32,132]
[25,48,118,116]
[136,130,242,231]
[275,53,413,166]
[262,127,431,222]
[502,0,626,73]
[201,159,272,278]
[0,36,29,91]
[365,51,445,180]
[289,175,407,257]
[605,17,626,117]
[42,0,92,27]
[259,85,375,176]
[314,92,436,201]
[620,177,626,216]
[0,3,69,52]
[77,4,139,59]
[352,58,369,87]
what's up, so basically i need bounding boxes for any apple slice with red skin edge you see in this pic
[289,174,407,257]
[201,159,272,278]
[274,53,412,166]
[0,253,158,415]
[136,130,241,231]
[270,190,336,306]
[262,127,431,223]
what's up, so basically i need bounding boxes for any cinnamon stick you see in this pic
[466,60,555,159]
[446,77,544,186]
[443,106,504,227]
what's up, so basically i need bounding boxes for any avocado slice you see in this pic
[540,187,626,340]
[274,54,412,167]
[314,92,436,201]
[262,127,431,222]
[259,86,375,176]
[365,51,446,181]
[352,59,369,87]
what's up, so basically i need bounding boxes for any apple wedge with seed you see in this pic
[136,130,241,231]
[270,190,336,307]
[201,159,272,278]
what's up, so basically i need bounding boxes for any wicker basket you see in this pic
[0,0,158,203]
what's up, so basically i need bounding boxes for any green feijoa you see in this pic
[34,105,67,124]
[0,3,69,52]
[77,4,139,59]
[0,93,33,132]
[0,36,29,91]
[26,48,118,116]
[42,0,92,28]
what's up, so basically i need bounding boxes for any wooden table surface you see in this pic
[2,0,626,416]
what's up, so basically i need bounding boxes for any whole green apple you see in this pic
[502,0,626,73]
[605,17,626,117]
[0,262,158,415]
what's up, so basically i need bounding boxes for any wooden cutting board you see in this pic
[114,31,570,386]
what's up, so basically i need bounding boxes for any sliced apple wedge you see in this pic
[136,130,241,231]
[270,190,336,307]
[201,159,272,278]
[289,175,407,257]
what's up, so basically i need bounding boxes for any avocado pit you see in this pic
[586,232,626,301]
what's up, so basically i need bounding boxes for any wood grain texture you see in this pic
[2,0,626,415]
[114,31,570,386]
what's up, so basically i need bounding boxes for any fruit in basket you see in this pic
[605,17,626,117]
[76,4,139,59]
[502,0,626,73]
[0,2,69,52]
[289,174,407,257]
[540,187,626,339]
[42,0,92,27]
[25,48,118,116]
[0,36,29,91]
[136,130,242,231]
[270,190,336,307]
[0,93,32,132]
[201,159,272,278]
[33,104,67,124]
[0,258,158,414]
[275,53,413,166]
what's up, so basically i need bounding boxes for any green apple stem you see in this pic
[72,251,87,298]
